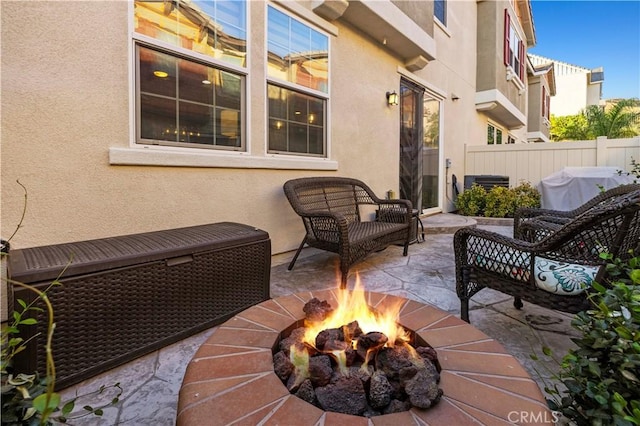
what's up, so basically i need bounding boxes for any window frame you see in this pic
[487,121,506,145]
[503,9,525,82]
[132,0,248,152]
[266,4,330,158]
[434,0,446,26]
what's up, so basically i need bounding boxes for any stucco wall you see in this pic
[0,1,427,256]
[1,1,488,258]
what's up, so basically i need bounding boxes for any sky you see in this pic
[528,0,640,100]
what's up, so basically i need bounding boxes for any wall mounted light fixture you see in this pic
[386,91,399,106]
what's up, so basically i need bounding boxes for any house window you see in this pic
[267,6,328,156]
[487,123,504,145]
[541,86,550,120]
[133,0,246,150]
[503,9,524,81]
[507,135,516,144]
[434,0,446,25]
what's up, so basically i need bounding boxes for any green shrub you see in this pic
[455,183,486,216]
[484,186,514,218]
[455,182,541,218]
[544,253,640,425]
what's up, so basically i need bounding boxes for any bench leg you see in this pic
[287,237,307,271]
[460,299,470,323]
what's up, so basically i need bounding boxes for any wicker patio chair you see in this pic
[283,177,412,289]
[513,183,640,239]
[455,189,640,323]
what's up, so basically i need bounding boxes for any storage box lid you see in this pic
[8,222,269,283]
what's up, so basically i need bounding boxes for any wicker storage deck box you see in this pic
[8,222,271,389]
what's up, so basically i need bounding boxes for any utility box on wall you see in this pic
[8,222,271,390]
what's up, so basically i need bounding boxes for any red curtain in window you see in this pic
[504,9,510,66]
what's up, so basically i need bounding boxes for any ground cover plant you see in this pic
[533,253,640,425]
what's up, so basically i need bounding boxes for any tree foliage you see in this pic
[551,98,640,141]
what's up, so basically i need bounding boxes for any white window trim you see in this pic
[125,1,257,167]
[109,146,338,170]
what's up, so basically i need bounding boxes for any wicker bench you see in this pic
[283,177,412,289]
[9,222,271,389]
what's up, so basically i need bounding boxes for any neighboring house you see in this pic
[527,57,556,142]
[1,0,538,256]
[529,53,604,116]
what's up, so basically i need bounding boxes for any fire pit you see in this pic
[274,289,442,416]
[177,290,553,425]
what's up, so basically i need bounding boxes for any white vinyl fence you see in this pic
[464,136,640,188]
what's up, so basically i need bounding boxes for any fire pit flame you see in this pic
[274,278,443,417]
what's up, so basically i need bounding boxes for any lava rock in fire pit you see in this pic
[375,345,415,380]
[369,370,393,409]
[405,363,443,409]
[315,375,367,415]
[279,327,307,356]
[273,351,293,381]
[356,331,389,361]
[308,355,333,387]
[315,327,344,350]
[303,297,334,322]
[295,379,317,405]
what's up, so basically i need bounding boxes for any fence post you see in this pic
[596,136,608,166]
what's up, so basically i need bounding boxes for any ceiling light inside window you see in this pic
[153,70,169,78]
[202,80,212,85]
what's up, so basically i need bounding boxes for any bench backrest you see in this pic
[284,177,380,224]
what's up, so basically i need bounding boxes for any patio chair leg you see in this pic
[340,272,348,290]
[513,297,523,309]
[287,237,307,271]
[403,240,409,256]
[461,299,470,323]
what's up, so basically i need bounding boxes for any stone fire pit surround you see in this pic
[177,290,553,425]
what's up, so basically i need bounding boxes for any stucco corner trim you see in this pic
[108,147,339,171]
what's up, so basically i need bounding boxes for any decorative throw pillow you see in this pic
[534,258,599,295]
[472,249,599,295]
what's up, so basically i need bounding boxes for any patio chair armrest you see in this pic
[454,227,539,285]
[513,207,573,238]
[518,217,565,243]
[303,211,350,244]
[376,199,413,224]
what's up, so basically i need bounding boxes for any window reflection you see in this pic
[266,7,328,93]
[134,0,247,67]
[267,84,325,156]
[138,45,242,148]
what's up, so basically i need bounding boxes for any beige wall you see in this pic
[3,1,467,256]
[1,1,492,257]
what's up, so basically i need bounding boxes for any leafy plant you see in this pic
[456,182,541,218]
[533,253,640,425]
[1,181,122,425]
[455,183,486,216]
[484,186,514,218]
